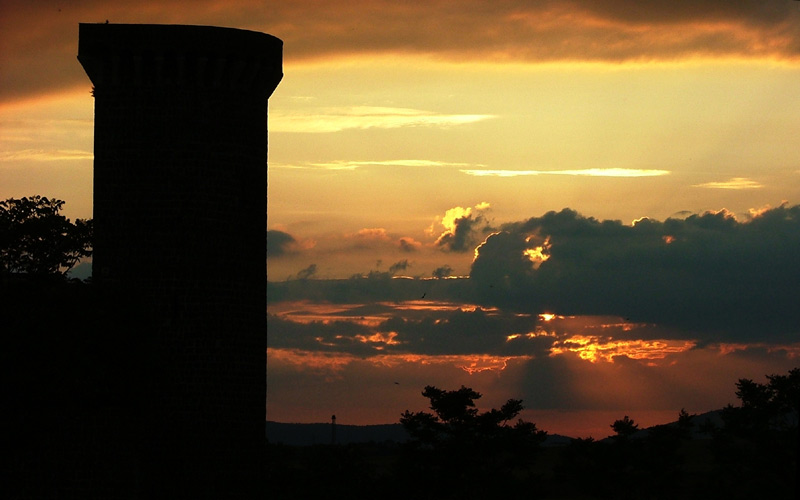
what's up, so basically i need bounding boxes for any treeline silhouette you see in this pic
[2,197,152,497]
[0,196,92,277]
[269,371,798,499]
[3,195,233,497]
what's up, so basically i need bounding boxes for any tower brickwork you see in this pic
[78,24,281,497]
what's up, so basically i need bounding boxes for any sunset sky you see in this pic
[2,1,800,438]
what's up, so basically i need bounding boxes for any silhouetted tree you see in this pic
[722,367,800,437]
[677,408,694,435]
[400,385,546,497]
[400,385,545,447]
[0,196,92,277]
[611,415,639,438]
[714,367,799,499]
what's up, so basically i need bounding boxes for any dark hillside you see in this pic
[266,421,410,446]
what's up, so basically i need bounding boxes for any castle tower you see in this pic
[78,24,281,497]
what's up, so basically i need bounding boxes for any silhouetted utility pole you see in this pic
[78,23,281,498]
[331,414,337,445]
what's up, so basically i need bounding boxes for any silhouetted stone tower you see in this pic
[78,24,281,497]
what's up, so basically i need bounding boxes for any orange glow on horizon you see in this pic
[550,335,696,363]
[459,355,514,374]
[268,348,354,372]
[268,347,530,375]
[716,342,800,358]
[283,49,800,74]
[268,300,502,323]
[506,329,555,342]
[355,331,400,347]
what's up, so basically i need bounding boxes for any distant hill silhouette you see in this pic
[599,409,726,442]
[266,410,752,447]
[266,420,574,447]
[266,421,409,446]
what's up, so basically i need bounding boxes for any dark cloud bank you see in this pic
[269,204,800,344]
[266,230,297,257]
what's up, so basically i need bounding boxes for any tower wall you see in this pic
[78,24,281,497]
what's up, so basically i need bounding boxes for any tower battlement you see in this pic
[78,24,282,93]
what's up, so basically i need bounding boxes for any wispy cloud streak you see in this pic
[693,177,763,189]
[0,149,92,162]
[461,168,670,177]
[271,106,494,133]
[271,159,485,171]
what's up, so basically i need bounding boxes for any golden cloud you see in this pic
[279,159,483,171]
[692,177,764,189]
[461,168,671,177]
[271,106,494,133]
[0,149,92,161]
[550,335,696,364]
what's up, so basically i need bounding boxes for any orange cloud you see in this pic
[748,201,789,218]
[4,1,800,102]
[268,347,525,375]
[550,335,696,364]
[267,1,800,64]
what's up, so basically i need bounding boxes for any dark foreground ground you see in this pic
[267,431,797,500]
